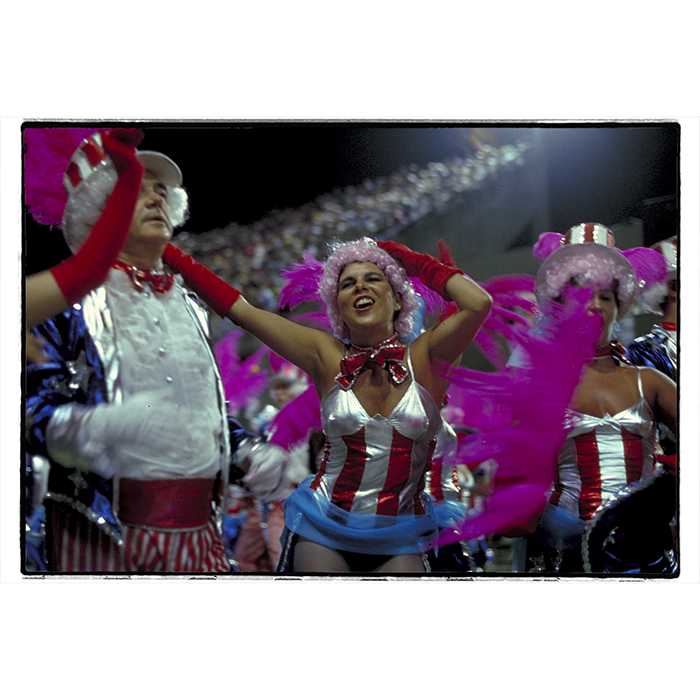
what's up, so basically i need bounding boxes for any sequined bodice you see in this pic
[552,369,657,520]
[311,349,442,515]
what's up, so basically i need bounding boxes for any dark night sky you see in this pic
[23,122,679,274]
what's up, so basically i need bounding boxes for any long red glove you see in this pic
[162,244,241,316]
[51,128,144,304]
[378,240,463,299]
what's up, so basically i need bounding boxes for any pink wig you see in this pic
[318,237,421,342]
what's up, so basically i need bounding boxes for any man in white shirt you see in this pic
[27,134,234,572]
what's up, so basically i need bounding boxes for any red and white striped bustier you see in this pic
[550,369,657,521]
[311,350,441,516]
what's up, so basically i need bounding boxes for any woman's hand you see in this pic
[377,240,462,299]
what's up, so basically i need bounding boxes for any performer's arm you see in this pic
[163,244,338,382]
[25,315,118,477]
[428,273,493,364]
[377,240,492,365]
[26,128,144,328]
[642,367,677,438]
[26,318,171,478]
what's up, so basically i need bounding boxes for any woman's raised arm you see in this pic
[163,244,338,380]
[377,240,492,366]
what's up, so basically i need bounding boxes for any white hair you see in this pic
[62,160,189,253]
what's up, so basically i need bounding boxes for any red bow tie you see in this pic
[335,335,409,390]
[113,260,175,295]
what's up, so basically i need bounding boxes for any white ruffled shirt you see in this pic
[103,269,223,480]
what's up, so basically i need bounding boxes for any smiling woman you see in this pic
[162,236,493,573]
[520,223,678,574]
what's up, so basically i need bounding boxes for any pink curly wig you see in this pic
[318,237,421,342]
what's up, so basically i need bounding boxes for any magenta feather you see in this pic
[486,303,530,329]
[533,232,564,261]
[278,253,325,310]
[437,287,602,544]
[621,246,668,289]
[487,293,537,315]
[228,346,270,413]
[214,329,243,378]
[23,127,100,227]
[267,385,322,450]
[472,329,509,369]
[410,277,447,319]
[267,351,286,374]
[215,330,270,413]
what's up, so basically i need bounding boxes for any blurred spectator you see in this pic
[174,141,529,308]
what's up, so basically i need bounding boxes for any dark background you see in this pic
[23,122,679,274]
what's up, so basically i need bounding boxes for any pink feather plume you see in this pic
[267,385,322,451]
[471,274,537,368]
[437,286,602,544]
[621,246,668,290]
[533,232,564,261]
[23,127,101,227]
[215,330,270,413]
[278,253,324,310]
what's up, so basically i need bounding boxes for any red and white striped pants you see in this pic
[46,502,231,573]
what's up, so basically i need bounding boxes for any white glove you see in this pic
[240,441,291,502]
[46,389,175,478]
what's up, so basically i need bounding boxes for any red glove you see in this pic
[101,128,145,173]
[162,244,241,316]
[378,240,463,298]
[655,453,678,474]
[50,128,144,304]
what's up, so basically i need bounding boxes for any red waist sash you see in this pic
[119,478,215,529]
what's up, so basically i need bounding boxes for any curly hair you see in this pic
[62,160,189,254]
[318,237,422,342]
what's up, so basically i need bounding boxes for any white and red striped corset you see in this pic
[550,372,657,521]
[311,351,442,516]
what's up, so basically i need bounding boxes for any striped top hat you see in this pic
[535,222,638,316]
[64,132,183,195]
[63,132,109,195]
[565,222,616,247]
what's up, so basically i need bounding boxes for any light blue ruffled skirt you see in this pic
[284,477,465,555]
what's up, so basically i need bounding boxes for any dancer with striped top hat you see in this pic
[521,223,677,573]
